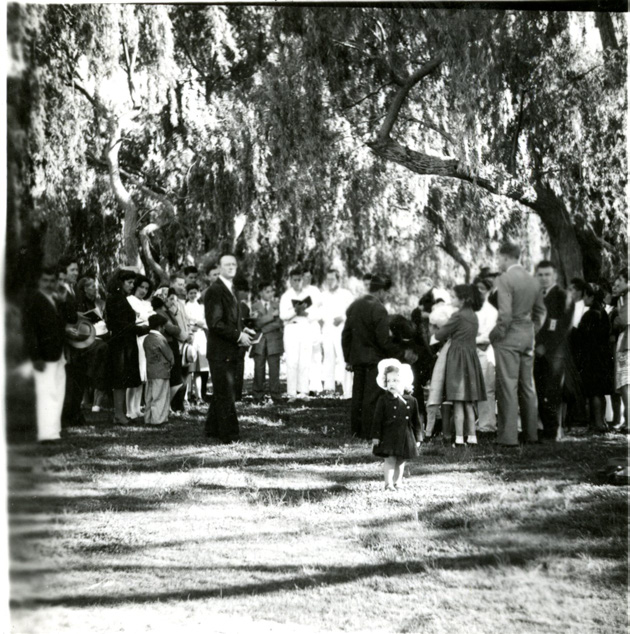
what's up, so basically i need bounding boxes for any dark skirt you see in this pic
[108,334,141,389]
[444,344,486,402]
[85,338,110,391]
[373,422,419,460]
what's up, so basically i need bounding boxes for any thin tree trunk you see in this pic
[106,117,141,269]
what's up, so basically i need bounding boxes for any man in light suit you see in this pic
[250,281,284,403]
[490,242,546,446]
[204,254,255,443]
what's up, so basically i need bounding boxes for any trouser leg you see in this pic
[350,366,366,436]
[519,347,539,442]
[494,345,520,445]
[476,348,497,432]
[268,354,282,399]
[252,353,266,399]
[35,359,65,441]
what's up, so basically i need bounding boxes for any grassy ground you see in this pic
[7,388,629,634]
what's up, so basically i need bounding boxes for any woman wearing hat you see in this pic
[372,359,423,490]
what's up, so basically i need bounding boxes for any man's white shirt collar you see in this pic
[219,276,234,293]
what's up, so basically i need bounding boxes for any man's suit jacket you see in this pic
[490,265,545,344]
[536,285,572,358]
[23,291,73,362]
[250,299,283,357]
[342,294,402,366]
[204,278,243,361]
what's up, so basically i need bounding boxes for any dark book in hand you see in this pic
[292,296,312,309]
[80,308,103,323]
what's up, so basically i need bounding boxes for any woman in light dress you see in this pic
[126,274,154,419]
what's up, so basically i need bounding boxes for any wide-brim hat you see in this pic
[376,358,414,392]
[66,318,96,349]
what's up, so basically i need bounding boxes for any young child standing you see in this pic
[143,313,175,426]
[434,284,486,446]
[250,282,284,403]
[372,359,423,491]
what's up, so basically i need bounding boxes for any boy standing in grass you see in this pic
[144,313,174,425]
[250,281,284,403]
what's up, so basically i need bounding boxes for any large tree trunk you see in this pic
[367,136,584,284]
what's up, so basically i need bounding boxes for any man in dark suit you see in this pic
[250,282,284,403]
[490,242,546,446]
[23,265,76,442]
[204,254,255,443]
[342,274,413,439]
[534,260,573,441]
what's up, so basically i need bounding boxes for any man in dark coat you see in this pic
[204,254,255,443]
[534,260,573,440]
[342,274,412,439]
[23,265,76,442]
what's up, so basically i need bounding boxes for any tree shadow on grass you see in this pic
[10,540,628,610]
[8,492,169,515]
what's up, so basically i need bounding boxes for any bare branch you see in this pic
[343,81,394,110]
[376,56,444,141]
[406,116,458,146]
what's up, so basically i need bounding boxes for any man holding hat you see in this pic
[342,274,415,439]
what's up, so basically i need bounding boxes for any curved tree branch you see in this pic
[376,56,444,141]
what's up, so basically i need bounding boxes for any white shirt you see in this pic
[476,299,498,345]
[219,276,234,295]
[185,300,206,329]
[127,295,154,326]
[572,299,586,329]
[320,287,354,328]
[279,287,317,324]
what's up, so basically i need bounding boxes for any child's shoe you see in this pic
[453,435,465,446]
[467,435,478,445]
[384,484,396,491]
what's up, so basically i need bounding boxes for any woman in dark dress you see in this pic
[575,283,614,432]
[105,270,149,424]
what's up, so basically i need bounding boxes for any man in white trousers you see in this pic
[320,269,354,398]
[280,268,316,401]
[302,270,323,395]
[23,266,76,443]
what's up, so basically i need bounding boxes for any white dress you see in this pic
[185,300,209,372]
[127,295,154,382]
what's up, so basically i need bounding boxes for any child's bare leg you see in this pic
[393,459,406,488]
[465,402,477,443]
[453,402,464,444]
[383,457,396,489]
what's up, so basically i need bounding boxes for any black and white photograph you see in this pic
[4,2,629,632]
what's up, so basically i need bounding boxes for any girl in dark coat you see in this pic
[575,283,614,432]
[434,284,486,447]
[372,359,423,491]
[105,269,149,424]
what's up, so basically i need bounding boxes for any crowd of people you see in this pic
[21,245,629,464]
